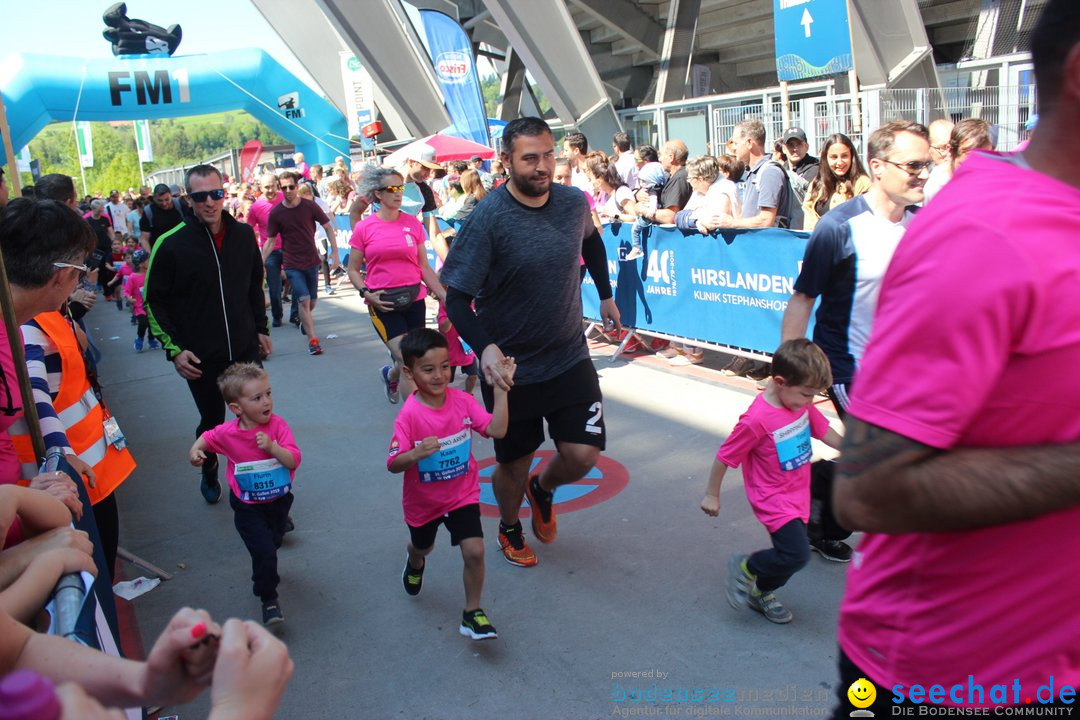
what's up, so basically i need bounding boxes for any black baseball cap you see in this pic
[782,128,808,144]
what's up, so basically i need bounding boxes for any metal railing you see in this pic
[638,82,1039,159]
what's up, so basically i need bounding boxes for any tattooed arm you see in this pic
[834,416,1080,534]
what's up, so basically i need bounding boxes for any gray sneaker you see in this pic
[725,554,755,610]
[748,588,793,624]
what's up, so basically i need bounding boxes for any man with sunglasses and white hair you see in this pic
[145,164,271,505]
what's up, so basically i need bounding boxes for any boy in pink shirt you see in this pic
[189,363,301,626]
[388,328,513,640]
[701,339,841,623]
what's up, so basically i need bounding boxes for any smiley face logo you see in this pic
[848,677,877,709]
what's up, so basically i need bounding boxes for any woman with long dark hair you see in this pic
[801,133,871,231]
[586,155,634,222]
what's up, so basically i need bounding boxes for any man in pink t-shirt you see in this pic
[248,173,285,326]
[831,2,1080,714]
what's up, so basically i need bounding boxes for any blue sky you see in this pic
[3,0,319,91]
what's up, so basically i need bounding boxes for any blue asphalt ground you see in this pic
[89,286,850,719]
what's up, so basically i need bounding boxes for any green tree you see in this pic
[482,75,500,117]
[18,112,286,193]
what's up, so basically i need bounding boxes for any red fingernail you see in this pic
[190,622,207,640]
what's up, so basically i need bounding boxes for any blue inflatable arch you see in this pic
[0,48,349,166]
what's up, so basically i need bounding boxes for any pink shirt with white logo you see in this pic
[201,414,301,505]
[387,388,492,527]
[839,152,1080,701]
[350,212,428,299]
[716,393,830,533]
[114,263,133,292]
[247,194,283,250]
[124,271,146,316]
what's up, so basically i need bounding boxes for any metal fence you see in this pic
[708,84,1034,158]
[873,86,1035,150]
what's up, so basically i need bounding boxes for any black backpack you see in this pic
[142,196,185,227]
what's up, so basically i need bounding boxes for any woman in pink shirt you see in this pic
[348,166,446,405]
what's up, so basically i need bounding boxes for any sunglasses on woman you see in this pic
[53,261,89,278]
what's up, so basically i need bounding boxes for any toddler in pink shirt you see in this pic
[190,363,300,626]
[701,339,842,624]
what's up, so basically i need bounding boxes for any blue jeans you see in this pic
[747,519,810,592]
[284,265,320,303]
[264,249,283,322]
[631,217,652,250]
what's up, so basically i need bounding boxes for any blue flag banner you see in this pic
[582,224,814,354]
[419,10,491,147]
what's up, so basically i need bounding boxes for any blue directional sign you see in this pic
[773,0,854,82]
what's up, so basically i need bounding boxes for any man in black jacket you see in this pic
[145,164,271,504]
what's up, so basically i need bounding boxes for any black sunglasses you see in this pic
[882,159,933,177]
[189,189,227,203]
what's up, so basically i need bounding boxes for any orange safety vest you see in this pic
[10,312,135,504]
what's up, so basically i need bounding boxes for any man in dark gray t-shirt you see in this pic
[442,116,621,569]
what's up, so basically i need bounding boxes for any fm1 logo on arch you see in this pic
[108,69,190,106]
[476,450,629,518]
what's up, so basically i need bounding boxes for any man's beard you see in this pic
[510,169,550,197]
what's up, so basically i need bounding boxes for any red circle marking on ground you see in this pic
[476,450,629,518]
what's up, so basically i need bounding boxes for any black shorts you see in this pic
[369,299,425,343]
[481,357,605,464]
[407,503,483,550]
[450,358,479,381]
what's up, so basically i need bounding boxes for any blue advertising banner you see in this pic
[419,10,491,148]
[582,223,813,355]
[773,0,853,82]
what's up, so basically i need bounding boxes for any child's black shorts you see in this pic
[450,358,479,381]
[407,502,483,550]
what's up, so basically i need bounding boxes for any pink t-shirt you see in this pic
[839,152,1080,701]
[246,194,283,250]
[115,263,133,288]
[387,388,492,527]
[0,322,23,486]
[201,414,301,505]
[350,212,428,298]
[124,271,146,316]
[716,393,830,533]
[437,305,475,368]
